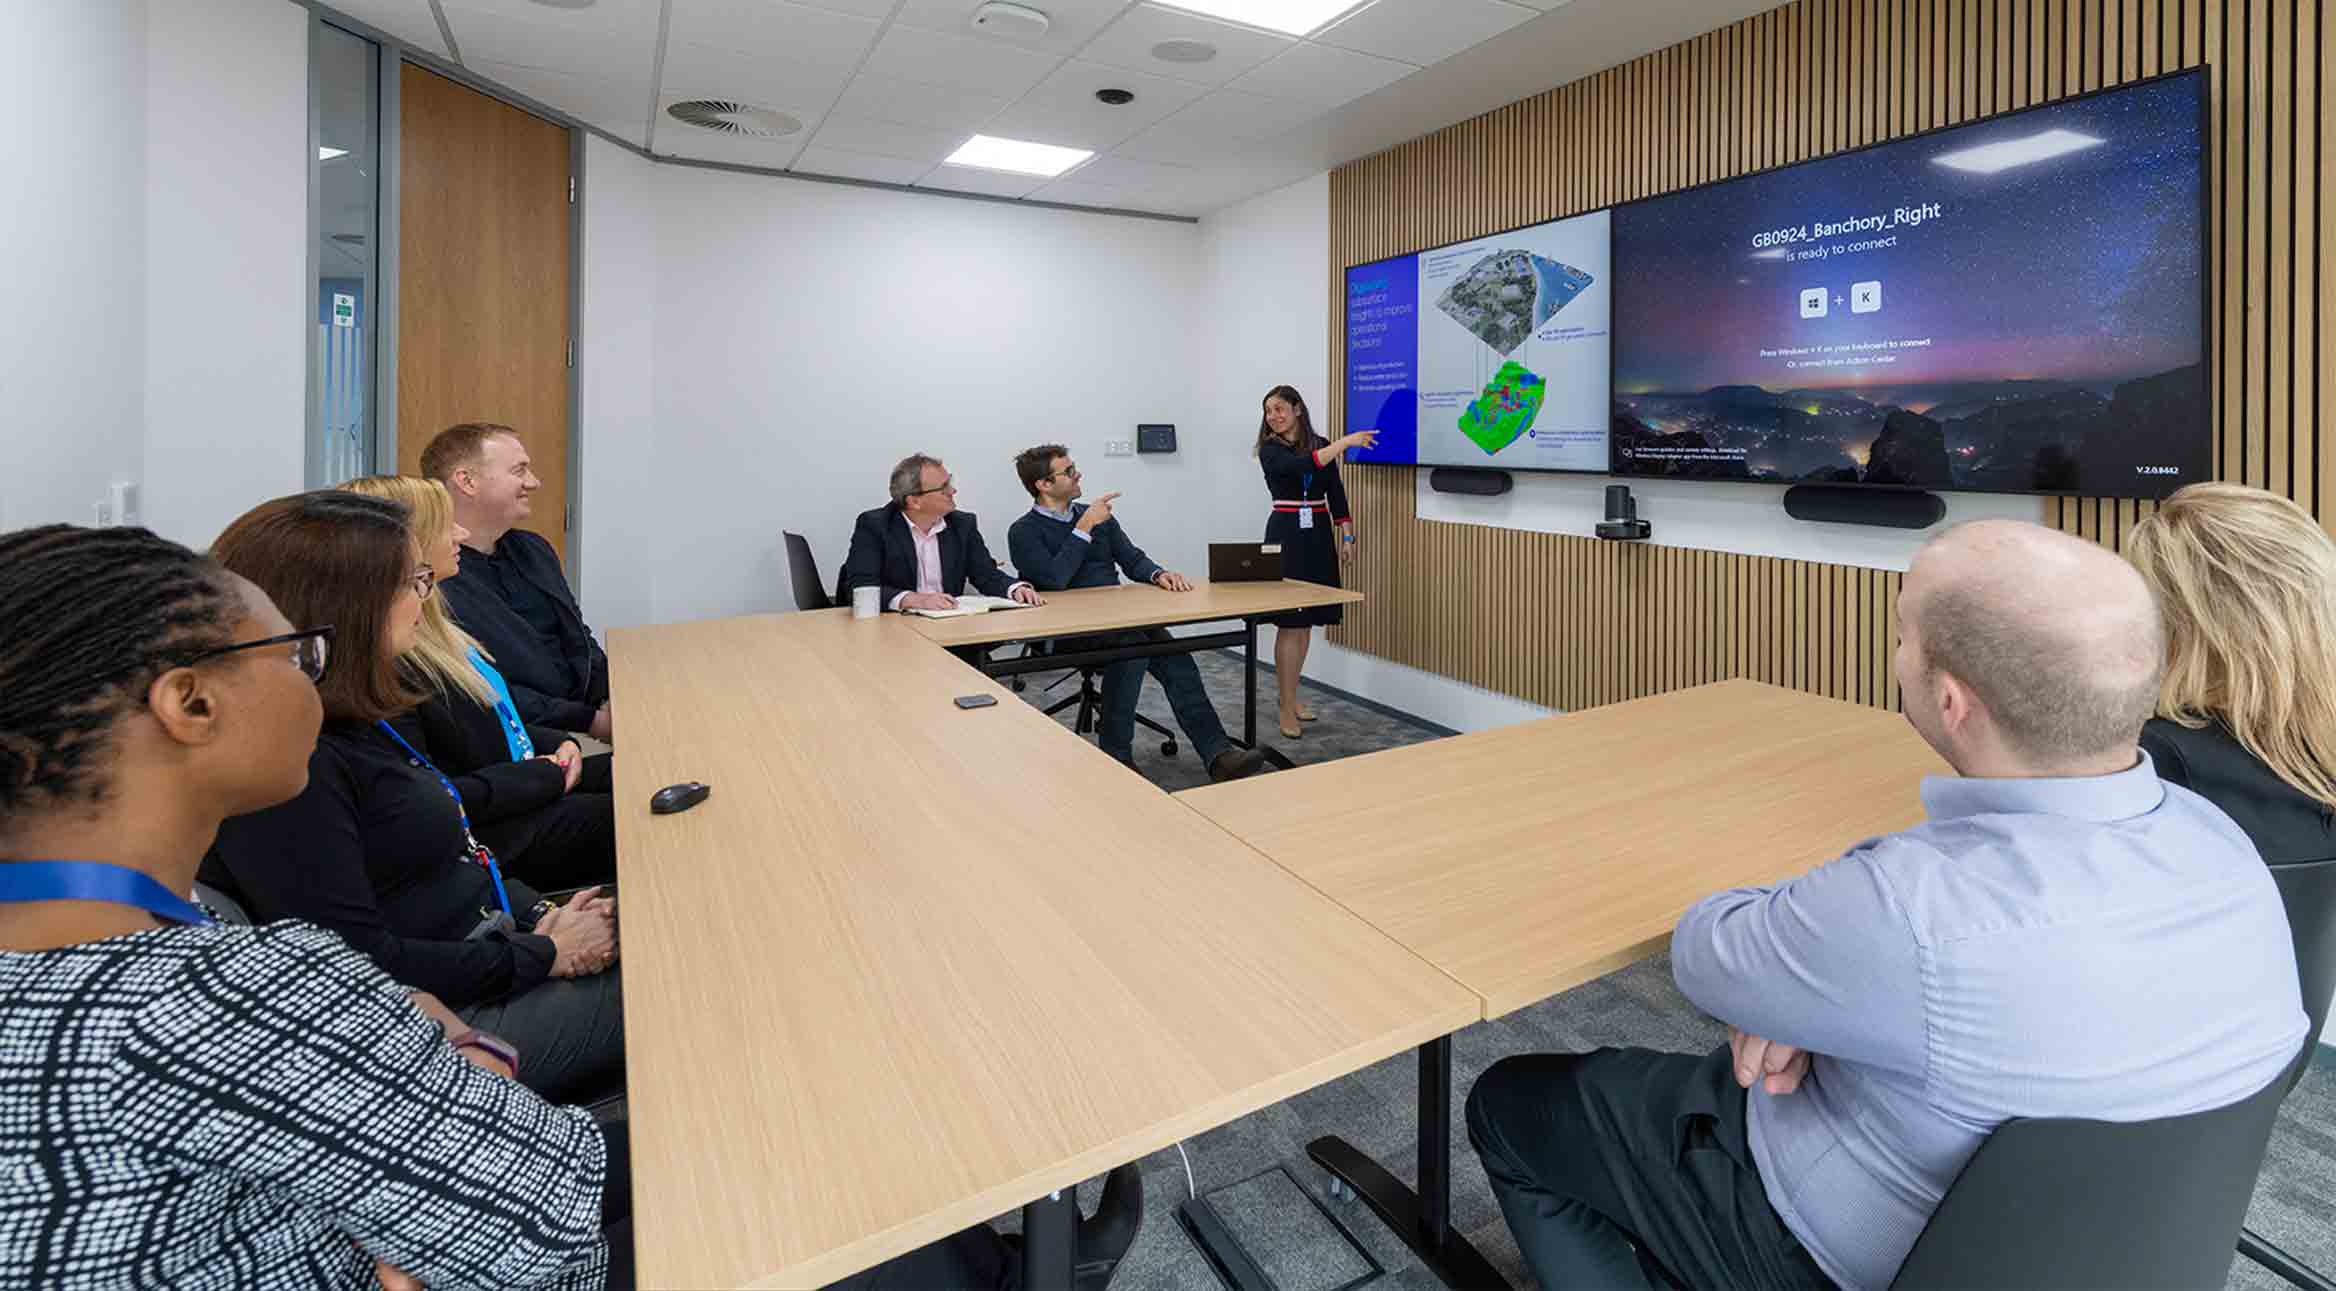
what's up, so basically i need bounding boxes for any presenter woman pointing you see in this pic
[1256,385,1375,740]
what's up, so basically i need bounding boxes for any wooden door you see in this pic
[397,64,573,561]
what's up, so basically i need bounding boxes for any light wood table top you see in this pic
[1176,680,1947,1020]
[610,609,1478,1289]
[899,579,1361,649]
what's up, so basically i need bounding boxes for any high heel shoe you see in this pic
[1278,712,1303,740]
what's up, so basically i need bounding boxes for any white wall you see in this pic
[577,135,662,632]
[634,168,1225,626]
[1,1,150,533]
[143,0,308,547]
[1,0,306,547]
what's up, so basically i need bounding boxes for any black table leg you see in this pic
[2239,1227,2336,1291]
[1020,1190,1076,1291]
[1307,1037,1510,1290]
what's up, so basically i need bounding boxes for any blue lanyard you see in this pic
[375,721,513,917]
[0,861,213,926]
[468,649,535,761]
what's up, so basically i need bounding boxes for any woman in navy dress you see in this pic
[1256,385,1376,739]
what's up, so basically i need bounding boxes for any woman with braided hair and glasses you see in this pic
[0,524,621,1289]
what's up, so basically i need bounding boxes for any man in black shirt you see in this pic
[423,423,612,741]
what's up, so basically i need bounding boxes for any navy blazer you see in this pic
[437,530,607,732]
[841,505,1019,609]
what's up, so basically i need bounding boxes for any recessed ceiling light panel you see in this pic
[1149,0,1368,37]
[944,134,1095,177]
[527,0,599,8]
[666,99,804,138]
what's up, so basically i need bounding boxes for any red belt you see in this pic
[1271,500,1329,511]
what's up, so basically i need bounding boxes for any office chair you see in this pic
[2236,856,2336,1291]
[1889,1052,2296,1290]
[192,880,253,926]
[1039,657,1177,759]
[783,531,834,612]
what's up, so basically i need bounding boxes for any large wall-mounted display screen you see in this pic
[1609,68,2207,499]
[1344,208,1612,472]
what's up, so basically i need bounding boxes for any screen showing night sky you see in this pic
[1611,69,2206,498]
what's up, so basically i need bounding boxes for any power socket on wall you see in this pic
[1104,440,1134,457]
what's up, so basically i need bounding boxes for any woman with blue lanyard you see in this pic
[0,524,623,1289]
[342,475,616,890]
[202,492,624,1106]
[1256,385,1377,740]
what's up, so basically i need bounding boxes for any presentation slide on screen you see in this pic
[1610,71,2205,498]
[1346,209,1611,471]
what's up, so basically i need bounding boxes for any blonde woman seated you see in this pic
[343,475,615,891]
[2128,482,2336,1033]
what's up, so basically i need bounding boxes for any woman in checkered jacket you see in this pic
[0,526,621,1289]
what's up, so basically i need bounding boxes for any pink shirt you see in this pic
[888,516,949,611]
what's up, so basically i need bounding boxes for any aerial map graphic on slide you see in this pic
[1435,249,1595,356]
[1458,361,1546,455]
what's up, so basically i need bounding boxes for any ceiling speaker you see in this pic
[1150,39,1218,63]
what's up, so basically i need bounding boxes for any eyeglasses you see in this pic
[176,627,336,684]
[409,567,438,601]
[908,477,957,497]
[1052,465,1082,480]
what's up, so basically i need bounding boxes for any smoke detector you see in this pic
[1095,88,1134,105]
[665,99,803,138]
[971,1,1050,42]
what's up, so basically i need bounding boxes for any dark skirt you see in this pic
[1265,508,1342,628]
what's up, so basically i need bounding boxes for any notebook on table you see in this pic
[901,594,1036,619]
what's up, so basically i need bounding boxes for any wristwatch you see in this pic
[449,1028,521,1077]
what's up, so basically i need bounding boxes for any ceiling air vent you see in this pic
[665,100,803,138]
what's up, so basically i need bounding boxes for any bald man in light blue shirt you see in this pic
[1468,520,2308,1291]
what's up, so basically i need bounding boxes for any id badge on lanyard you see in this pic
[1299,472,1315,529]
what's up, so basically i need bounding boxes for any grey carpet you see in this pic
[1002,648,2336,1290]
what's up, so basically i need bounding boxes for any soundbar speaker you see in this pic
[1782,485,1946,530]
[1428,467,1512,496]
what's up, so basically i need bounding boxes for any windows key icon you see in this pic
[1799,287,1829,319]
[1851,280,1882,313]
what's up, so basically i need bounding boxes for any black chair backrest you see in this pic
[783,531,833,612]
[1890,1060,2295,1290]
[2271,857,2336,1092]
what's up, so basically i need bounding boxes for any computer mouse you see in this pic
[650,781,711,815]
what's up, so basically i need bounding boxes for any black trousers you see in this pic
[460,969,626,1106]
[1466,1046,1833,1290]
[482,791,617,891]
[1065,628,1233,766]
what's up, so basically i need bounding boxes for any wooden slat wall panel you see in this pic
[1326,0,2330,716]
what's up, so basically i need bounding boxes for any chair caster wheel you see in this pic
[1162,741,1179,756]
[1011,678,1026,692]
